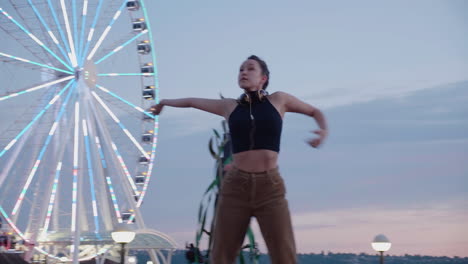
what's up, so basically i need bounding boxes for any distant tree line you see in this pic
[132,249,468,264]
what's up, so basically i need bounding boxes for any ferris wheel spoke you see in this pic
[97,73,155,77]
[0,52,73,75]
[94,30,148,65]
[0,75,74,102]
[0,206,27,240]
[72,0,78,59]
[95,84,154,119]
[85,0,127,62]
[2,205,53,256]
[77,0,89,61]
[70,101,81,262]
[40,107,77,238]
[11,81,76,216]
[90,104,140,198]
[71,102,80,233]
[7,0,56,65]
[42,161,63,236]
[79,0,104,67]
[59,0,78,67]
[26,0,73,67]
[0,79,75,160]
[90,108,142,203]
[110,141,139,195]
[0,7,74,71]
[46,0,73,65]
[91,91,150,160]
[82,119,101,234]
[94,136,123,223]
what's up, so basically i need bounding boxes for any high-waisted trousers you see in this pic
[210,166,297,264]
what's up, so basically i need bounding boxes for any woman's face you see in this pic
[238,59,267,91]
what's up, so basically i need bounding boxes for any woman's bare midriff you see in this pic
[231,149,279,172]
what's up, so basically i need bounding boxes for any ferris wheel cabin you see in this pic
[137,40,152,54]
[126,0,140,11]
[142,130,154,143]
[141,63,154,75]
[143,85,155,100]
[139,155,149,165]
[135,174,146,185]
[132,18,147,32]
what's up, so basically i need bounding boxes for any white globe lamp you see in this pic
[371,234,391,264]
[112,224,136,264]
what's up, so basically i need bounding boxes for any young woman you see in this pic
[151,55,328,264]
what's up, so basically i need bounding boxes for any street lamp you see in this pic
[371,234,391,264]
[128,256,137,264]
[112,224,136,264]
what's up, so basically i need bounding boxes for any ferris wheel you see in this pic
[0,0,169,262]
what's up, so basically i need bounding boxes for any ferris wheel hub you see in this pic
[81,60,98,88]
[74,68,81,80]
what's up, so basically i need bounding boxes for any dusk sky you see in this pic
[0,0,467,258]
[140,0,468,257]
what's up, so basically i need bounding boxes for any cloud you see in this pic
[301,79,468,110]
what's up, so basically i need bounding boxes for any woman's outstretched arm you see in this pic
[151,98,234,117]
[278,91,328,148]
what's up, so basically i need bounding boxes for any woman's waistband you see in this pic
[230,166,279,177]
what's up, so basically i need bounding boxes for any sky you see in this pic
[139,0,468,257]
[0,0,467,258]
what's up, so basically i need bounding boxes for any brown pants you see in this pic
[210,166,297,264]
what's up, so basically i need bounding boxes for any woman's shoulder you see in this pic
[270,91,291,97]
[269,91,304,102]
[268,91,290,98]
[267,91,290,103]
[266,91,289,117]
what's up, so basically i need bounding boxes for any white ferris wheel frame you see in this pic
[0,0,162,262]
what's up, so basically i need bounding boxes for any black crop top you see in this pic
[228,96,283,153]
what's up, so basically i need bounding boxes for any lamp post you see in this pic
[371,234,391,264]
[112,224,136,264]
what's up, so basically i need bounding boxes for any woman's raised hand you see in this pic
[307,129,328,148]
[150,103,164,115]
